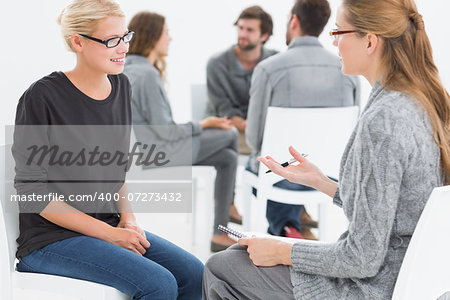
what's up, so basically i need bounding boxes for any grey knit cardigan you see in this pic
[289,82,442,299]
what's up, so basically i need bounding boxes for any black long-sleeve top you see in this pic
[13,71,131,259]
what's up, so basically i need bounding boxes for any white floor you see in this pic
[13,167,350,299]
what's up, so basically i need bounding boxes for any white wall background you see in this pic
[0,0,449,143]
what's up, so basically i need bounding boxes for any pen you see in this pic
[265,154,308,174]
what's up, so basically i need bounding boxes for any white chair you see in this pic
[0,145,129,299]
[243,106,359,239]
[392,185,450,300]
[190,83,209,122]
[241,167,258,231]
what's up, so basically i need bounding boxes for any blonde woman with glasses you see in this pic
[203,0,449,299]
[12,1,203,299]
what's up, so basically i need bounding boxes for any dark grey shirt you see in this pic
[246,37,360,172]
[289,82,442,299]
[206,45,278,119]
[13,72,130,259]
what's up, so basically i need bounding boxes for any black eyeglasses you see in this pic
[329,29,358,40]
[79,31,134,48]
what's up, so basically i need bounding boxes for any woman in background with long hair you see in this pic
[124,12,241,252]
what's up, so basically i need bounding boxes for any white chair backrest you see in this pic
[191,84,208,121]
[392,185,450,300]
[258,106,359,183]
[1,144,19,299]
[3,145,19,269]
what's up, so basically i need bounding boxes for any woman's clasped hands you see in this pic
[108,217,150,256]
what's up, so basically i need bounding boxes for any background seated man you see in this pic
[246,0,360,239]
[206,5,278,155]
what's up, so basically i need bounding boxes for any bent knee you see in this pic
[217,148,238,168]
[230,126,239,139]
[204,252,223,277]
[221,127,239,150]
[138,271,178,300]
[181,257,204,291]
[205,248,241,274]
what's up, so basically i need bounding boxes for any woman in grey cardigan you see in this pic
[203,0,450,299]
[123,12,241,252]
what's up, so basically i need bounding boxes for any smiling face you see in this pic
[78,15,129,75]
[236,18,268,51]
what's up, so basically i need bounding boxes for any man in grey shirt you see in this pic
[206,5,278,154]
[246,0,360,239]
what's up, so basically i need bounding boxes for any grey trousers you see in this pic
[203,244,295,300]
[194,128,238,235]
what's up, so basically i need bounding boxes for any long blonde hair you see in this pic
[57,0,125,52]
[344,0,450,184]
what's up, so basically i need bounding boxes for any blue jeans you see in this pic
[17,231,203,300]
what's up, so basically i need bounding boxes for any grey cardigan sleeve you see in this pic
[206,58,242,118]
[246,64,272,153]
[290,109,409,278]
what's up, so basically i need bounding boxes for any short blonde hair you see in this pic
[57,0,125,52]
